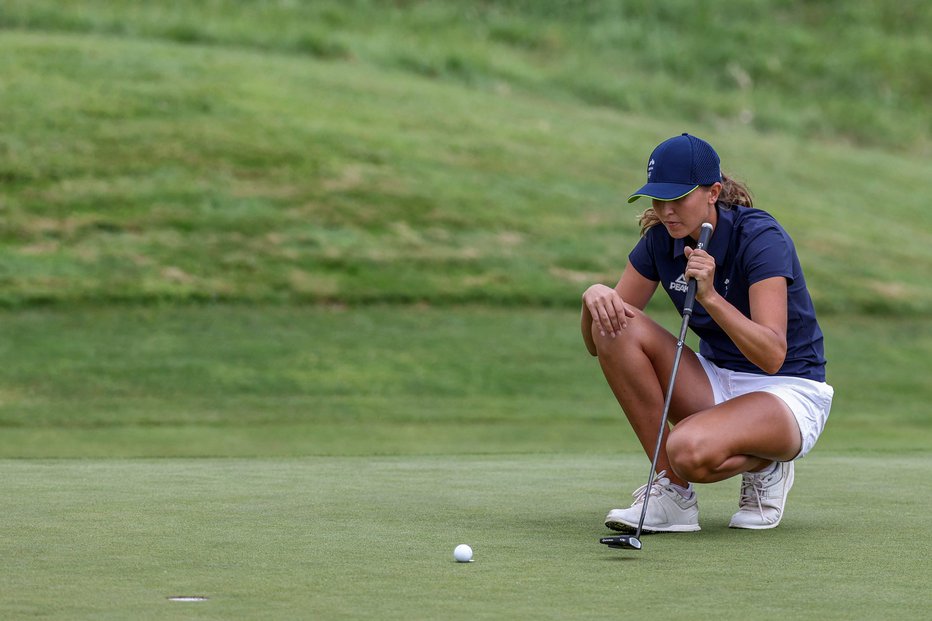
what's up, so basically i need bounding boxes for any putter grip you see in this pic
[683,222,714,315]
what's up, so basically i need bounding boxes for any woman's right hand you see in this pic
[582,284,635,338]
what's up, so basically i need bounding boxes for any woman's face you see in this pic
[652,183,721,240]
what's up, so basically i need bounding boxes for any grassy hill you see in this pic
[1,0,930,313]
[2,0,929,150]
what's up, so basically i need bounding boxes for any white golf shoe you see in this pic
[729,461,795,529]
[604,471,700,533]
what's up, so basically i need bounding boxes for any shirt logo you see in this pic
[669,273,688,293]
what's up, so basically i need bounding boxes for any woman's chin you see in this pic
[663,223,691,238]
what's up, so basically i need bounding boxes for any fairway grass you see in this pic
[1,454,928,620]
[0,305,929,458]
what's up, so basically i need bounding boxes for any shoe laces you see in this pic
[632,470,671,505]
[737,471,769,516]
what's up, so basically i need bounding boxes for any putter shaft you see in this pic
[602,222,713,550]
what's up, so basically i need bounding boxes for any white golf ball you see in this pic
[453,544,473,563]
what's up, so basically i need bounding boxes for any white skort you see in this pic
[696,353,834,459]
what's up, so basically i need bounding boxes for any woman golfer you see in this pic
[582,133,833,532]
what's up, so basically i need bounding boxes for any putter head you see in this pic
[599,535,642,550]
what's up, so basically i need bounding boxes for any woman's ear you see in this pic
[708,182,723,204]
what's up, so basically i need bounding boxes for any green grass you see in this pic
[2,454,929,620]
[1,3,931,311]
[0,306,928,458]
[0,3,929,618]
[2,0,929,150]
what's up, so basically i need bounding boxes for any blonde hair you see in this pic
[637,173,753,236]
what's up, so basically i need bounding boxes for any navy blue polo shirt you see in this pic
[628,205,826,381]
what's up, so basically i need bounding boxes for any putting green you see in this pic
[1,453,927,620]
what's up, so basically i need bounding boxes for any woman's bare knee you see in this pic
[590,320,634,361]
[590,309,655,357]
[667,425,718,483]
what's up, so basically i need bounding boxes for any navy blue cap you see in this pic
[627,133,722,202]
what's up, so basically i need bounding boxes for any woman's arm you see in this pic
[686,243,788,373]
[581,261,659,356]
[698,276,788,374]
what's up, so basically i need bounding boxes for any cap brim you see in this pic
[627,183,698,203]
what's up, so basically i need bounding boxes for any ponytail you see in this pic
[718,173,753,209]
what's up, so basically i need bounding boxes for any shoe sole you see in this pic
[605,518,700,534]
[727,519,782,530]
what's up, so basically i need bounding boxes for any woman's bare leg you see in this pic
[665,392,802,483]
[589,308,715,487]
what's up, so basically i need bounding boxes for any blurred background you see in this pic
[1,0,930,458]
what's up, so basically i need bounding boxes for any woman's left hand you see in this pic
[683,246,716,302]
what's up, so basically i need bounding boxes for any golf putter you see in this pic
[601,222,713,551]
